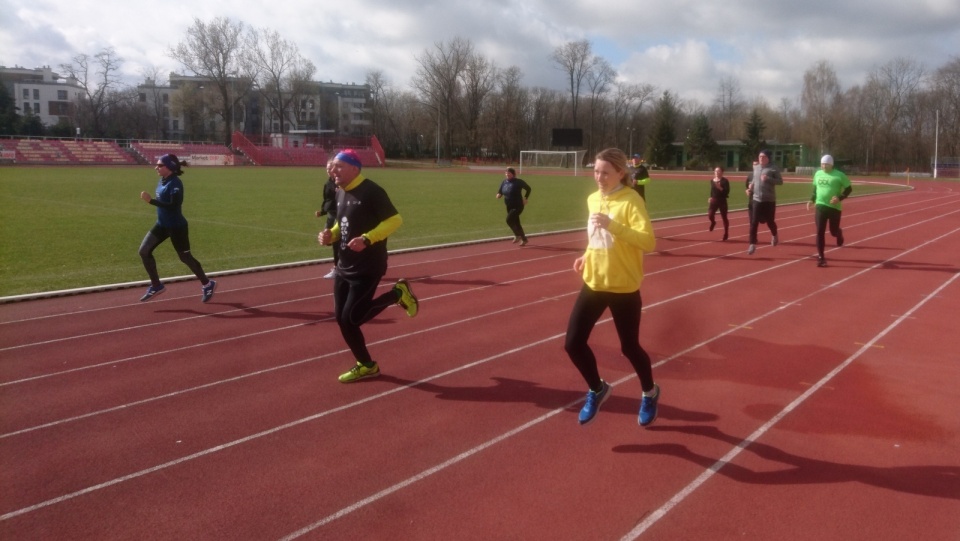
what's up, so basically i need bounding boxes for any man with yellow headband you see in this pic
[318,149,419,383]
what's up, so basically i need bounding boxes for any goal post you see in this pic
[519,150,587,176]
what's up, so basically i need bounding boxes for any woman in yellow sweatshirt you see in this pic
[565,148,661,427]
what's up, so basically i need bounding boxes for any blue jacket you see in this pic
[151,175,188,229]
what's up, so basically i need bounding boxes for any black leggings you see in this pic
[815,205,842,259]
[333,273,398,363]
[749,201,778,244]
[138,225,209,287]
[708,199,729,232]
[564,285,654,393]
[505,206,526,240]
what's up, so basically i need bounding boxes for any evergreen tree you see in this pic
[685,112,720,168]
[0,83,20,136]
[741,109,767,166]
[646,91,679,168]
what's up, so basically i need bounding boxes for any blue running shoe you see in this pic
[578,381,611,425]
[201,280,217,303]
[638,384,661,427]
[140,284,165,302]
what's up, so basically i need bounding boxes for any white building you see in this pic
[0,66,85,127]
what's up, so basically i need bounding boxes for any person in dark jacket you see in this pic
[707,166,731,241]
[496,168,532,246]
[137,154,216,303]
[317,160,340,278]
[318,150,419,383]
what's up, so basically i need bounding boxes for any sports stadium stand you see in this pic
[130,142,234,164]
[5,139,137,165]
[231,131,385,167]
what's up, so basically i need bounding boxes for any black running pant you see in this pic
[749,201,778,244]
[815,205,842,259]
[333,273,398,364]
[564,285,654,393]
[505,206,526,241]
[139,225,209,287]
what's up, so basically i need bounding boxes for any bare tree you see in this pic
[800,60,843,156]
[551,39,595,128]
[457,52,498,156]
[138,66,169,139]
[249,28,314,133]
[412,37,473,160]
[712,76,745,140]
[170,17,258,147]
[866,57,925,167]
[584,58,616,154]
[930,56,960,160]
[483,66,529,160]
[59,47,125,137]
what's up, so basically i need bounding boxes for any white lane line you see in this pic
[4,224,955,526]
[619,272,960,541]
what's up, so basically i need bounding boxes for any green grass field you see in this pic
[0,165,907,297]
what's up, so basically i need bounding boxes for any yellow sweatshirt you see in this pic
[581,185,656,293]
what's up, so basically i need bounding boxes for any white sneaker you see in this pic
[323,268,337,279]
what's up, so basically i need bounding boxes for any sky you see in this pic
[2,0,959,107]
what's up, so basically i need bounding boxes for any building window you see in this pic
[162,94,168,104]
[58,90,68,100]
[139,93,146,102]
[172,120,179,130]
[23,88,29,99]
[33,89,40,100]
[34,103,41,114]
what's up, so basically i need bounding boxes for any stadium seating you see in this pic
[60,140,137,164]
[130,142,233,163]
[7,139,138,165]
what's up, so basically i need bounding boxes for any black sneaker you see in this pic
[817,258,827,268]
[201,280,217,303]
[837,231,844,247]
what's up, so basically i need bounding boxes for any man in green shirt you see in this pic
[806,154,852,267]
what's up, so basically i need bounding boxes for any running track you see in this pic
[1,180,958,540]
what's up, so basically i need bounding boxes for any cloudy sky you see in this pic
[2,0,959,106]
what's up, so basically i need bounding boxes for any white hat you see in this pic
[821,154,834,165]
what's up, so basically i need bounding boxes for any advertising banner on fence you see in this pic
[189,154,235,166]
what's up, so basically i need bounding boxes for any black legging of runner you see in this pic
[333,273,399,363]
[506,206,527,241]
[815,205,843,259]
[138,225,209,287]
[708,199,729,233]
[564,285,654,393]
[749,201,778,244]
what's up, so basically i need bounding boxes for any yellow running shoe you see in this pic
[394,279,419,318]
[338,362,380,383]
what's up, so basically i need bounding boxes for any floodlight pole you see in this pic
[934,109,939,179]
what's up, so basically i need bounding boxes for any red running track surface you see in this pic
[2,180,959,540]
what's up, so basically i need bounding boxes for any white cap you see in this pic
[821,154,834,165]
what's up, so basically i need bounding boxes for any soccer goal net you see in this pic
[519,150,587,176]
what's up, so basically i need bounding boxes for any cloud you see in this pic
[3,0,959,109]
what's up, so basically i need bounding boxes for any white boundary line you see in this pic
[2,214,956,525]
